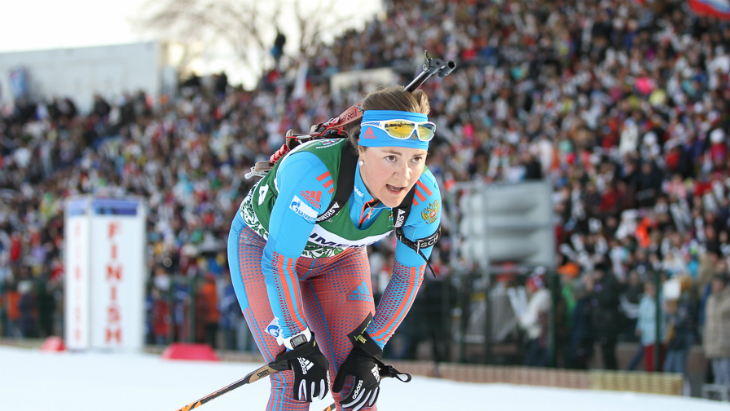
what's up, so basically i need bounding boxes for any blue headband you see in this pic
[358,110,430,150]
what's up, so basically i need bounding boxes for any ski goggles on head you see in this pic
[360,119,437,142]
[358,110,433,150]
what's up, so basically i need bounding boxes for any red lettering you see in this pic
[106,265,122,281]
[106,230,122,346]
[105,328,122,343]
[108,305,121,323]
[75,266,81,279]
[108,222,120,239]
[75,328,81,342]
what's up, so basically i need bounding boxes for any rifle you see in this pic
[245,51,456,179]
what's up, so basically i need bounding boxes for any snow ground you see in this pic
[1,346,727,411]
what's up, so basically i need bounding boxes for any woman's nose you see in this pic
[395,161,411,181]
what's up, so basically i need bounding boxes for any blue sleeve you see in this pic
[261,152,333,340]
[366,170,441,347]
[394,170,442,267]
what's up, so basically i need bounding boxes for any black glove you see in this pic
[274,330,330,402]
[333,316,385,411]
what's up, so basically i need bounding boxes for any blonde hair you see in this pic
[347,85,431,151]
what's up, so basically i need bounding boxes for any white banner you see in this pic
[64,197,146,351]
[64,200,90,350]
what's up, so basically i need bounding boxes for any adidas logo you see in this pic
[300,190,322,208]
[362,127,376,139]
[298,358,314,374]
[371,364,380,383]
[348,281,373,302]
[352,380,364,398]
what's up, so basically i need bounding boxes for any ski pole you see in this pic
[175,359,411,411]
[174,361,288,411]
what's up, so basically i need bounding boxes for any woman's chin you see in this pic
[381,199,401,208]
[380,192,406,208]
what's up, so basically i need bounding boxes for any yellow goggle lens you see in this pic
[382,121,436,141]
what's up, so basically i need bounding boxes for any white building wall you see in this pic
[0,41,160,113]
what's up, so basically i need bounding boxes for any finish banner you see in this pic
[64,197,146,351]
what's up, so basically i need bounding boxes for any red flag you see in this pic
[688,0,730,20]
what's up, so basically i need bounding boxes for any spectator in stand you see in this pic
[198,274,219,349]
[636,277,667,372]
[703,274,730,385]
[699,251,720,309]
[586,264,621,370]
[621,270,644,338]
[171,279,191,342]
[214,72,228,99]
[664,275,697,375]
[17,279,35,338]
[4,281,20,338]
[564,274,594,370]
[623,274,645,371]
[218,274,238,351]
[92,94,111,118]
[144,285,156,345]
[219,272,256,353]
[635,162,663,208]
[35,273,56,338]
[557,262,580,350]
[518,271,552,367]
[419,273,458,364]
[520,151,543,180]
[621,270,646,371]
[150,286,170,346]
[8,233,21,266]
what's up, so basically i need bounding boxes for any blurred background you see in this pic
[2,0,730,402]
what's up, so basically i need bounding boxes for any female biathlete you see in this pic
[227,85,441,411]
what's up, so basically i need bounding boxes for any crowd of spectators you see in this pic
[2,0,730,384]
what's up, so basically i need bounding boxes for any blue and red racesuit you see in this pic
[228,139,441,410]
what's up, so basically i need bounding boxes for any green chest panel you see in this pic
[239,139,395,258]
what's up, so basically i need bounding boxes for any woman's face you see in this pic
[358,146,428,207]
